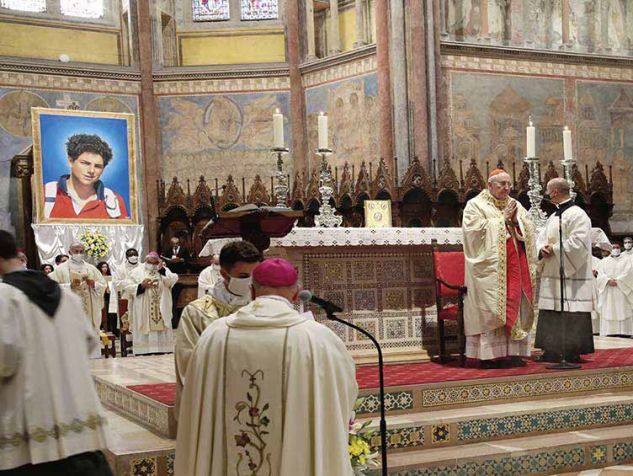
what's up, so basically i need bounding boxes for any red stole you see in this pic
[505,236,533,333]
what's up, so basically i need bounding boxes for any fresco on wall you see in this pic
[0,87,140,233]
[450,71,565,176]
[304,73,378,174]
[159,92,291,189]
[446,0,632,56]
[576,81,633,210]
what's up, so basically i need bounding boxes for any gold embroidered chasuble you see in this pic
[127,266,178,336]
[462,189,537,339]
[175,296,358,476]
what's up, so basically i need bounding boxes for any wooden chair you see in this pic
[118,296,133,357]
[101,332,116,358]
[431,241,466,366]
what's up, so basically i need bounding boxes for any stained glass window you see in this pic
[60,0,104,18]
[193,0,230,22]
[0,0,46,13]
[240,0,278,20]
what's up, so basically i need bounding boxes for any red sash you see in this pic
[505,237,532,333]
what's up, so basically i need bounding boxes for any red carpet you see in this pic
[126,348,633,406]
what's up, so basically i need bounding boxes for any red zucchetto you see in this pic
[252,258,298,287]
[488,168,507,178]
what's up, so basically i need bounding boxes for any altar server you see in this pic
[49,240,106,358]
[124,252,178,354]
[175,241,261,416]
[175,258,358,476]
[596,243,633,336]
[535,178,595,363]
[462,169,537,368]
[197,253,221,298]
[0,230,111,475]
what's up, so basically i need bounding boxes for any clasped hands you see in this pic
[141,278,159,289]
[71,275,95,289]
[504,201,518,226]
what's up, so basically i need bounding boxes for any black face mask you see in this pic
[542,193,552,203]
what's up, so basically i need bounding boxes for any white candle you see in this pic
[563,126,572,161]
[526,118,535,158]
[273,109,284,149]
[318,112,328,150]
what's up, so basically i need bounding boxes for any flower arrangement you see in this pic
[79,230,110,259]
[349,398,380,474]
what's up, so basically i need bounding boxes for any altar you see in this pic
[266,227,464,363]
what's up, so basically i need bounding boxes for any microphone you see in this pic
[298,290,343,314]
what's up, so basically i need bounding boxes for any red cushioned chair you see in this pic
[431,242,466,366]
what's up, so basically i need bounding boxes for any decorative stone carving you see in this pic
[247,175,271,205]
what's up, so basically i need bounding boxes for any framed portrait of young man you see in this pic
[31,108,138,224]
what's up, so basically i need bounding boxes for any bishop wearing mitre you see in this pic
[49,240,106,358]
[462,169,537,368]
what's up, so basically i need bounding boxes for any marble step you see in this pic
[374,423,633,476]
[358,391,633,453]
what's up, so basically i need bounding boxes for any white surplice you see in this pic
[537,202,594,313]
[596,255,633,336]
[197,264,221,299]
[49,260,106,358]
[0,283,108,470]
[125,266,178,354]
[113,261,139,298]
[175,295,358,476]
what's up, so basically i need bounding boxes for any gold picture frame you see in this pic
[364,200,392,228]
[31,107,138,224]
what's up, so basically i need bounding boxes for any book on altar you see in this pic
[364,200,392,228]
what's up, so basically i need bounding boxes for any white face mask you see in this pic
[128,256,139,265]
[71,253,84,263]
[612,249,621,257]
[625,243,632,251]
[227,276,252,297]
[145,263,159,272]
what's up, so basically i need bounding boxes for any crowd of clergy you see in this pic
[4,169,633,475]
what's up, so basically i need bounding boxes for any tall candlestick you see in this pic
[273,108,284,149]
[318,112,328,150]
[563,126,572,161]
[526,117,536,158]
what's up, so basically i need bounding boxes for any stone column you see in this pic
[376,0,394,167]
[426,0,440,172]
[288,0,309,176]
[561,0,570,48]
[410,0,429,166]
[328,0,341,54]
[133,0,160,251]
[479,0,490,42]
[391,0,410,181]
[305,0,317,60]
[600,0,610,51]
[354,0,366,47]
[440,0,449,39]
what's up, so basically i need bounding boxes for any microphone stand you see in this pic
[324,308,388,476]
[547,205,581,370]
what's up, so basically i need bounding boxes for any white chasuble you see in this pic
[127,266,178,354]
[175,296,358,476]
[596,256,633,335]
[49,261,106,351]
[537,203,594,313]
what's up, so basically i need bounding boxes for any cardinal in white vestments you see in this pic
[197,253,221,298]
[0,231,111,475]
[124,252,178,355]
[596,243,633,336]
[175,258,358,476]
[462,169,537,368]
[535,178,595,363]
[49,241,106,359]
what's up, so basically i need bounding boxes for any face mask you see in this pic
[145,263,159,272]
[543,193,552,202]
[625,243,632,251]
[227,276,252,297]
[612,250,621,257]
[128,256,139,264]
[71,253,84,263]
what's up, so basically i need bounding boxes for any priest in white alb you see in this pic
[49,240,106,358]
[596,243,633,337]
[535,178,595,363]
[197,253,221,298]
[124,251,178,354]
[462,169,537,368]
[175,258,358,476]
